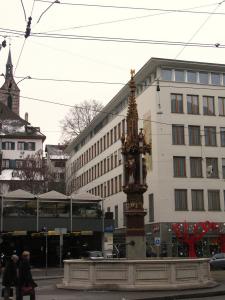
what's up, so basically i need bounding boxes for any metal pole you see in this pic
[1,196,3,232]
[102,199,105,258]
[36,199,39,232]
[45,231,48,276]
[70,197,72,232]
[59,233,63,268]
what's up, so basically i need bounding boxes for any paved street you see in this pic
[30,269,225,300]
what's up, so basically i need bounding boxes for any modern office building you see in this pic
[65,57,225,257]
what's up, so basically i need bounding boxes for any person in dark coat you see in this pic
[17,251,37,300]
[2,254,19,300]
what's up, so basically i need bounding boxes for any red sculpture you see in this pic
[219,234,225,253]
[172,221,219,257]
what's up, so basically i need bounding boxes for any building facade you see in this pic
[0,189,111,266]
[45,144,69,194]
[65,57,225,257]
[0,50,46,194]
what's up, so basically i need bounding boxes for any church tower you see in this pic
[0,49,20,115]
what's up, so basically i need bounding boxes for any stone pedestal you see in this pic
[126,236,146,259]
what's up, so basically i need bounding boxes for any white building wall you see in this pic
[66,58,225,230]
[1,138,43,160]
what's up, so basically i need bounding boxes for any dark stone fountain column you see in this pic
[121,70,151,259]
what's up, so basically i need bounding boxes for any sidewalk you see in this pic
[32,267,64,279]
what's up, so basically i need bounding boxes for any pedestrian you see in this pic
[2,254,19,300]
[17,251,37,300]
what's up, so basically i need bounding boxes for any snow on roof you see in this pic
[49,154,69,160]
[0,169,21,181]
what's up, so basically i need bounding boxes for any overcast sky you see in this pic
[1,0,225,145]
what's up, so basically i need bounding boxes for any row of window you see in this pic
[162,69,225,86]
[71,120,125,174]
[2,159,42,170]
[69,149,122,193]
[3,201,100,218]
[172,125,225,147]
[1,141,36,151]
[88,174,123,198]
[103,188,225,228]
[175,189,224,211]
[173,157,225,178]
[171,94,225,116]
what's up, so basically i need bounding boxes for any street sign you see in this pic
[154,237,160,246]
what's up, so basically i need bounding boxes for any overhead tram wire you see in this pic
[1,82,225,132]
[0,26,224,49]
[37,0,60,24]
[28,32,225,48]
[20,0,27,21]
[36,2,221,34]
[175,1,225,59]
[34,0,225,15]
[12,75,225,92]
[14,0,36,76]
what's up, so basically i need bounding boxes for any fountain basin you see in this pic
[57,258,216,291]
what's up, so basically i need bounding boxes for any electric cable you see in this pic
[34,0,224,15]
[20,0,27,21]
[37,0,60,24]
[175,2,224,59]
[1,87,225,133]
[36,2,219,34]
[11,75,225,92]
[14,0,37,76]
[29,32,225,48]
[14,39,26,75]
[0,27,224,49]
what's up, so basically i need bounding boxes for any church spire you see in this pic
[0,48,20,115]
[6,48,13,78]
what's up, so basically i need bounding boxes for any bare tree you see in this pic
[60,99,103,143]
[13,150,48,194]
